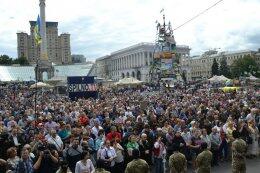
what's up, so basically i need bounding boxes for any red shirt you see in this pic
[106,132,122,141]
[79,116,89,126]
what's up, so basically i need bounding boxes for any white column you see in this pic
[119,57,121,70]
[131,55,133,68]
[142,52,145,66]
[39,0,48,60]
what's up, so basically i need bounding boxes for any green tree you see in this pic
[0,55,13,65]
[231,55,260,78]
[219,56,231,78]
[13,56,29,65]
[211,58,219,76]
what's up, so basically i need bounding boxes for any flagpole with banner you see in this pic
[34,14,42,117]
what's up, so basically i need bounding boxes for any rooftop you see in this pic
[0,64,93,82]
[111,42,154,55]
[29,21,58,27]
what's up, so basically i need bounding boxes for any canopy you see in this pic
[248,75,258,81]
[208,75,230,82]
[30,82,53,89]
[46,76,67,86]
[115,77,143,86]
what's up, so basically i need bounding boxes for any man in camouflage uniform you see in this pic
[125,149,150,173]
[168,143,187,173]
[196,142,212,173]
[95,168,110,173]
[232,130,247,173]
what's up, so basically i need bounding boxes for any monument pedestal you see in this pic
[35,60,54,81]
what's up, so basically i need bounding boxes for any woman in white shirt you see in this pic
[75,151,95,173]
[100,140,117,172]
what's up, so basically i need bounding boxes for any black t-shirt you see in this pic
[35,156,59,173]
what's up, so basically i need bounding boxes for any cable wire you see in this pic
[173,0,224,31]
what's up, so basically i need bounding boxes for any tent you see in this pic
[30,82,53,89]
[115,77,143,86]
[208,75,230,82]
[46,76,67,86]
[248,75,258,81]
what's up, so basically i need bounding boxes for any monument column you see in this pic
[36,0,54,81]
[39,0,48,61]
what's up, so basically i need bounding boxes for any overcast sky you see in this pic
[0,0,260,60]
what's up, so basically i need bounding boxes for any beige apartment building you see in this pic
[17,21,71,65]
[181,49,260,81]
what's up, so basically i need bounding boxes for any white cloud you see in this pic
[0,0,260,60]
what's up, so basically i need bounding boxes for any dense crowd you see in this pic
[0,82,259,173]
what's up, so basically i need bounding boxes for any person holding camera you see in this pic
[33,143,59,173]
[75,151,95,173]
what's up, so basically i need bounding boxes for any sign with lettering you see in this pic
[67,76,98,100]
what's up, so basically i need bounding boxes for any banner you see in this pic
[67,76,98,100]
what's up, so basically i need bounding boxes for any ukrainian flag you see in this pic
[34,15,41,45]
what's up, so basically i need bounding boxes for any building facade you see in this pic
[71,54,87,63]
[181,49,260,81]
[89,42,190,82]
[17,21,71,65]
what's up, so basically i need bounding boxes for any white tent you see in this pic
[218,75,230,81]
[115,77,143,86]
[46,76,67,86]
[30,82,53,89]
[208,75,230,82]
[248,75,258,81]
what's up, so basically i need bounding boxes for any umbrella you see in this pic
[30,82,53,89]
[115,77,143,86]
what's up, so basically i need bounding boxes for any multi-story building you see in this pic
[181,49,260,81]
[71,54,87,63]
[88,42,191,81]
[17,21,71,65]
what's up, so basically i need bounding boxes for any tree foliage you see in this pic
[211,58,219,76]
[219,56,231,78]
[0,55,13,65]
[0,55,29,65]
[231,55,260,78]
[13,56,29,65]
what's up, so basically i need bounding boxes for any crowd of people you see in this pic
[0,82,259,173]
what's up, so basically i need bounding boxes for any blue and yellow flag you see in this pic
[34,15,41,45]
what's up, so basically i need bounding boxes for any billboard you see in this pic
[67,76,98,100]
